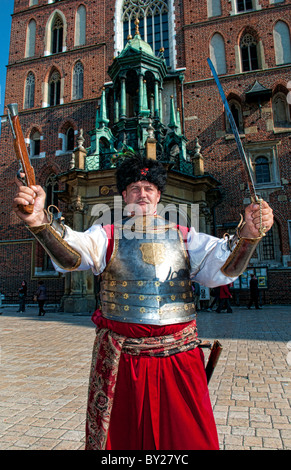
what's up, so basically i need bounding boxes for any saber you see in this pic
[207,58,259,203]
[207,58,267,237]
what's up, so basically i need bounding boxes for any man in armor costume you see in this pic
[13,153,273,450]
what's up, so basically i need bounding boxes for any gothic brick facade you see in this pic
[0,0,290,305]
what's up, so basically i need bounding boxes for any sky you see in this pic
[0,0,14,118]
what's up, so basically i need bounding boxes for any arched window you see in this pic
[75,5,86,46]
[272,91,290,127]
[49,70,61,106]
[122,0,170,65]
[45,174,58,208]
[24,72,35,109]
[25,19,36,58]
[255,156,271,184]
[207,0,222,17]
[30,130,41,158]
[209,33,226,75]
[240,33,259,71]
[67,127,75,151]
[273,21,291,66]
[226,99,244,133]
[72,61,84,100]
[52,15,63,53]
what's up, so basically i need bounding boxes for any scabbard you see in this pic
[205,340,223,384]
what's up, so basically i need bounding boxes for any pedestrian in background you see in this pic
[192,281,201,311]
[17,280,27,313]
[247,274,261,310]
[35,280,47,316]
[216,284,233,313]
[207,286,220,311]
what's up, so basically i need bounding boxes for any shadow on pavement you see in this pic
[1,304,291,341]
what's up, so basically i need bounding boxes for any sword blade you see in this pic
[207,58,258,202]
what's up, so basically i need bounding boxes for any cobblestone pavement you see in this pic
[0,304,290,450]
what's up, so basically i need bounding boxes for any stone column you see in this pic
[120,77,126,118]
[154,80,159,118]
[62,198,95,313]
[139,73,144,115]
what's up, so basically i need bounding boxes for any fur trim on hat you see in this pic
[116,152,167,194]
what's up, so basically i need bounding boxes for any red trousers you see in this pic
[92,314,219,450]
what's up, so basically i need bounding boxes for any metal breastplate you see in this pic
[100,215,196,325]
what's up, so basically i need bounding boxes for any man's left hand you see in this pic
[240,200,274,239]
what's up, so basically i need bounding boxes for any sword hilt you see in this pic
[251,195,266,237]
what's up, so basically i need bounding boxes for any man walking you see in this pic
[248,274,261,309]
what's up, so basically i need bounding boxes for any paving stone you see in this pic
[0,304,290,450]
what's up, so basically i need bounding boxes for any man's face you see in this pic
[122,180,161,215]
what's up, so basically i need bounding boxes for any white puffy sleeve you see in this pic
[53,223,108,275]
[187,227,237,287]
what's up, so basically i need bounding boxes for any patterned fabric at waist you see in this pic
[121,320,200,356]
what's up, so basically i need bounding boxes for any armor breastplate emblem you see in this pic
[139,243,166,265]
[100,215,196,325]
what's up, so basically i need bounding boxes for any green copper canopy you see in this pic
[119,18,154,58]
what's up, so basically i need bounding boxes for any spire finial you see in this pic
[134,17,140,36]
